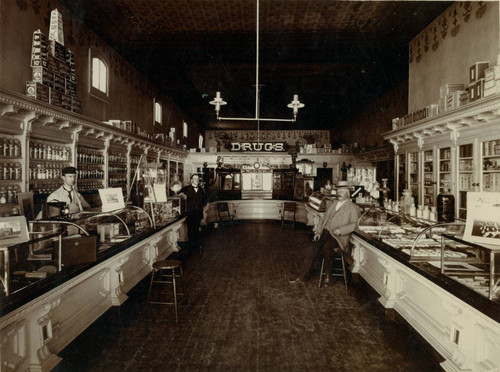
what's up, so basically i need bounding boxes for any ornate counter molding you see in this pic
[0,87,188,159]
[383,94,500,152]
[0,217,185,371]
[351,234,500,372]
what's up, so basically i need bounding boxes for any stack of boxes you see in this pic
[26,9,80,114]
[484,63,500,97]
[439,83,467,113]
[392,58,500,129]
[469,61,489,102]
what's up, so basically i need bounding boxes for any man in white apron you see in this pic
[47,166,90,214]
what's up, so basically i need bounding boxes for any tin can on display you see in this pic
[32,67,54,88]
[26,81,50,103]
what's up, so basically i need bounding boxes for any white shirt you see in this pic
[336,199,347,211]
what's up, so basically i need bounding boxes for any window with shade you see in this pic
[154,101,162,125]
[183,121,188,138]
[91,57,108,94]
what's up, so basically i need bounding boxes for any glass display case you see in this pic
[357,206,465,262]
[0,206,153,297]
[440,234,500,303]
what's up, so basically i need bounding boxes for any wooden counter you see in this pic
[0,216,185,371]
[203,199,309,225]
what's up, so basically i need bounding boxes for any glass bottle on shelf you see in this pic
[437,180,455,222]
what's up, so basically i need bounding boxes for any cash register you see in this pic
[307,192,336,212]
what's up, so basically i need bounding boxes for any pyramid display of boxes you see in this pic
[26,9,81,114]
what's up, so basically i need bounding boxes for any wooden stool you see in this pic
[146,260,187,323]
[318,249,349,290]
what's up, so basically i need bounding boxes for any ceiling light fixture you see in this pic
[210,0,304,123]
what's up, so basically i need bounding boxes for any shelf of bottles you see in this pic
[423,149,434,206]
[482,138,500,192]
[77,146,105,194]
[108,150,127,193]
[0,137,23,207]
[129,153,141,194]
[397,154,406,200]
[458,143,474,220]
[29,140,72,199]
[439,147,451,194]
[409,152,419,203]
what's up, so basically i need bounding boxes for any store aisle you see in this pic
[55,222,442,371]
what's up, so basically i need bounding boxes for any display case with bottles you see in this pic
[107,146,127,193]
[218,168,242,200]
[422,149,435,207]
[457,143,474,219]
[408,151,419,202]
[76,145,105,194]
[29,139,72,201]
[397,153,406,200]
[272,169,295,200]
[438,147,451,194]
[481,138,500,192]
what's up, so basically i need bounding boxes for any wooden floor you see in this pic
[54,222,442,371]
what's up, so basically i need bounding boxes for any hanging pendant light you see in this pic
[210,0,304,123]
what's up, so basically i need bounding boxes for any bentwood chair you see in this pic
[216,202,234,229]
[281,202,296,229]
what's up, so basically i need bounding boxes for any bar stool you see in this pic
[146,259,188,323]
[318,248,349,290]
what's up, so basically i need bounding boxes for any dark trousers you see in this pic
[186,215,202,251]
[297,230,340,281]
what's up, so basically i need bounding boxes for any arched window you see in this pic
[91,57,108,94]
[155,101,162,125]
[183,121,188,138]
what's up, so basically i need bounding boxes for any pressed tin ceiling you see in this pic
[60,0,452,131]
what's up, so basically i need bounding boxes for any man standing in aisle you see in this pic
[180,173,205,253]
[47,166,90,214]
[289,181,360,285]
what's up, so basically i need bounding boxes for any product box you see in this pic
[469,61,489,83]
[426,104,439,117]
[65,79,76,97]
[31,29,48,67]
[71,97,82,114]
[440,83,464,98]
[445,90,468,111]
[48,8,64,45]
[58,61,71,80]
[61,93,72,111]
[475,78,485,100]
[50,90,62,107]
[47,39,67,62]
[439,96,447,113]
[31,56,48,68]
[53,73,66,93]
[46,55,59,73]
[32,66,54,88]
[26,81,50,103]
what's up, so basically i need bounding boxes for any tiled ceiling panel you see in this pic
[61,0,453,130]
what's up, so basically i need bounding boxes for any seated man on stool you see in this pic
[289,181,360,285]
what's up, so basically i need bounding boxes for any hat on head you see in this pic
[337,181,349,188]
[62,166,78,175]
